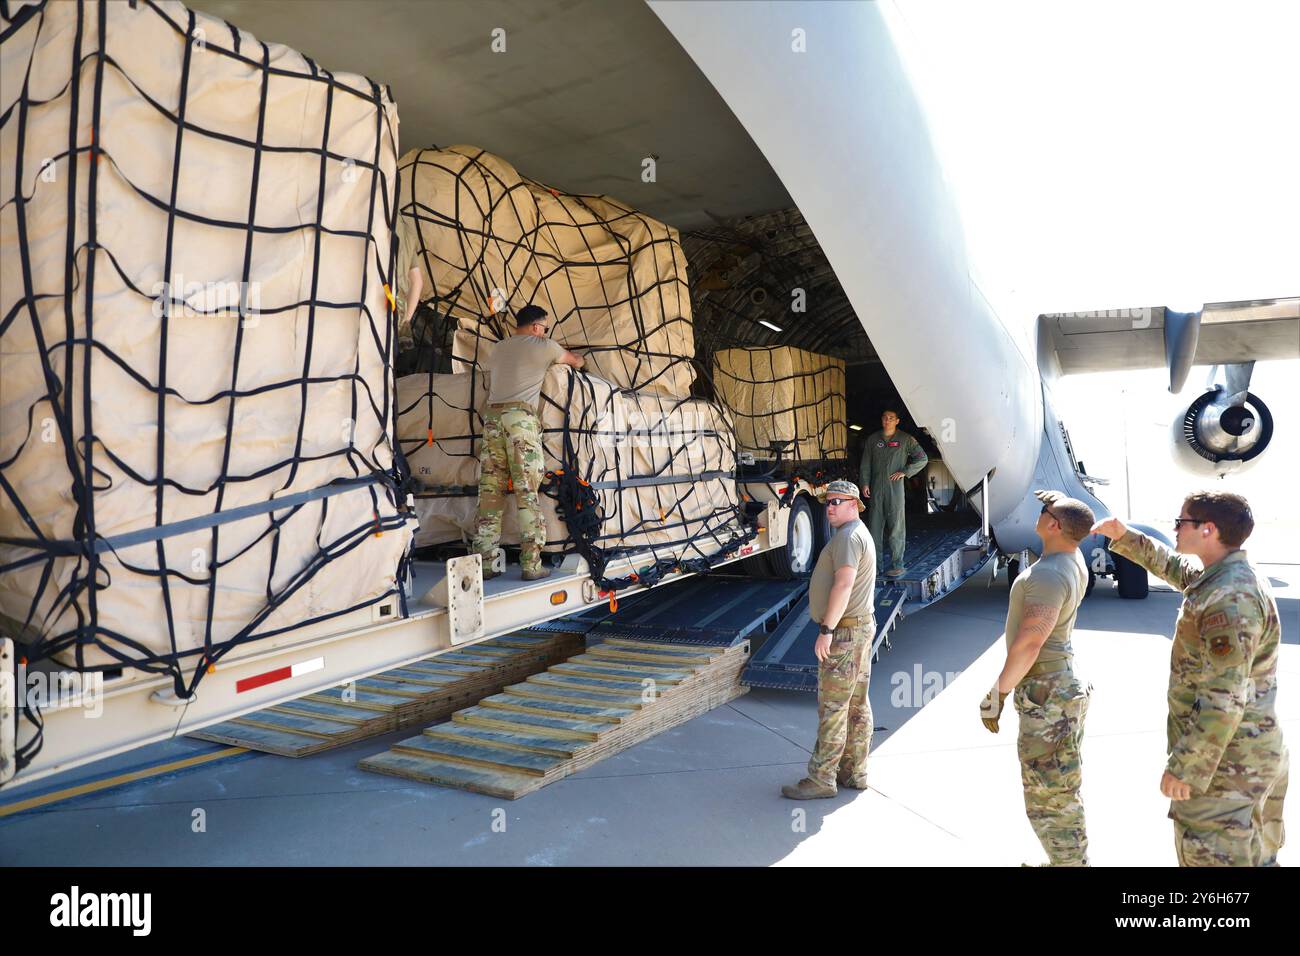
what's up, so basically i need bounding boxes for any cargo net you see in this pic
[712,345,849,465]
[0,0,414,767]
[393,146,757,590]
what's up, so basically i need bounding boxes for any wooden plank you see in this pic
[359,641,752,797]
[526,672,669,700]
[601,637,724,658]
[479,694,633,723]
[551,660,692,683]
[231,709,359,738]
[375,667,462,685]
[190,721,322,757]
[588,646,715,666]
[307,687,409,710]
[355,677,444,698]
[391,734,565,776]
[358,751,542,799]
[189,632,585,757]
[438,651,514,666]
[505,682,646,710]
[453,706,608,741]
[421,724,588,760]
[567,653,701,674]
[270,698,374,724]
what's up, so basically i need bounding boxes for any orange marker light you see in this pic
[549,590,567,606]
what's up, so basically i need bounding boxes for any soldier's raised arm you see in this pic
[1100,522,1203,593]
[1166,593,1262,792]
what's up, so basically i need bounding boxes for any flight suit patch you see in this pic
[887,440,900,447]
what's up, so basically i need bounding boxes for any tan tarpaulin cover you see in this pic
[395,146,696,398]
[0,1,414,668]
[397,368,741,555]
[712,346,848,461]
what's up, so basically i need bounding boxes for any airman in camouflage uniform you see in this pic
[472,305,584,581]
[782,480,877,799]
[981,491,1095,866]
[1099,491,1287,867]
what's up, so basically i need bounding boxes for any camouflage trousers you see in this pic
[1171,740,1288,867]
[807,621,874,788]
[1015,672,1091,866]
[472,405,546,573]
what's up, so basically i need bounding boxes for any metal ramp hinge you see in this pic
[432,554,485,645]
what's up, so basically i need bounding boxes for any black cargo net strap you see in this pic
[1,1,409,770]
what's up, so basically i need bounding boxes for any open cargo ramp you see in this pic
[742,515,992,691]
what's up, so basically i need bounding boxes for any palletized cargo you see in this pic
[395,145,697,398]
[0,0,415,695]
[398,366,745,567]
[712,345,848,462]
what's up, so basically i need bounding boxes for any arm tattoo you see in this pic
[1021,602,1062,639]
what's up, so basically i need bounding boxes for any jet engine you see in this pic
[1170,384,1274,478]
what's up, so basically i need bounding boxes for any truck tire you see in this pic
[812,499,833,556]
[1114,552,1148,599]
[765,495,816,579]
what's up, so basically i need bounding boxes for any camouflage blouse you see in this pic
[1110,531,1284,793]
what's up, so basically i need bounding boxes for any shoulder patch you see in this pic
[1209,635,1234,657]
[1203,611,1229,630]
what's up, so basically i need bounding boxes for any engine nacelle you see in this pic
[1170,387,1274,478]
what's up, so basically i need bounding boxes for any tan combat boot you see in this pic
[837,771,868,790]
[781,778,837,800]
[521,567,552,582]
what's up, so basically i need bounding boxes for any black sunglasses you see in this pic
[1040,505,1059,521]
[1173,517,1205,529]
[826,497,856,507]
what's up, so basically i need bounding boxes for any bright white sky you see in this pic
[884,0,1300,318]
[882,0,1299,562]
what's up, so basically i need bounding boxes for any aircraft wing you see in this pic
[1043,298,1299,383]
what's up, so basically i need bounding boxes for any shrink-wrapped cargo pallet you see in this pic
[712,346,848,462]
[0,0,414,696]
[397,367,748,580]
[395,145,696,398]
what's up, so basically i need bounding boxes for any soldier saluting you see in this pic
[859,409,928,578]
[1094,491,1288,867]
[472,305,585,581]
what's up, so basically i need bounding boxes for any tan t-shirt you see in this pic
[1003,550,1088,664]
[485,335,566,406]
[808,518,876,626]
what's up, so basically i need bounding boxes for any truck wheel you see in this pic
[1114,553,1148,599]
[812,499,833,555]
[765,495,816,579]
